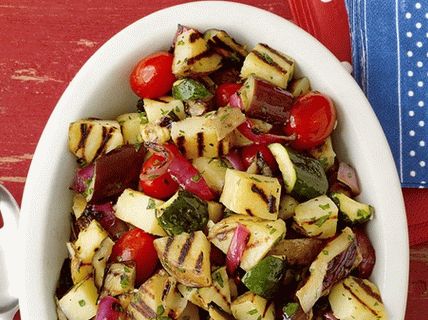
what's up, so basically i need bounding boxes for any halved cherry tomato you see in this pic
[130,52,175,99]
[215,83,242,107]
[110,228,158,284]
[241,144,278,172]
[283,92,336,150]
[139,154,179,200]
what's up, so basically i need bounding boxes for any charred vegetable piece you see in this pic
[293,195,339,239]
[308,137,336,172]
[92,237,115,289]
[231,291,276,320]
[353,228,376,278]
[156,189,209,235]
[288,77,311,97]
[268,238,324,266]
[208,214,286,271]
[74,219,108,264]
[337,162,361,195]
[220,169,281,220]
[171,116,231,159]
[56,259,74,300]
[100,262,136,299]
[178,266,232,313]
[331,192,374,224]
[116,112,147,145]
[67,242,93,285]
[172,78,213,101]
[238,76,293,124]
[172,26,222,77]
[268,143,328,200]
[58,276,98,320]
[278,194,299,220]
[204,28,248,62]
[192,157,229,193]
[296,227,361,313]
[68,119,124,165]
[241,43,295,89]
[127,269,188,320]
[141,96,186,124]
[328,276,387,320]
[154,231,212,287]
[115,188,166,236]
[205,106,246,140]
[70,145,146,203]
[241,255,285,299]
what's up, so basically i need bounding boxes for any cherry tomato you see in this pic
[241,144,278,172]
[283,92,336,150]
[110,228,158,284]
[130,52,175,99]
[139,154,179,200]
[215,83,242,107]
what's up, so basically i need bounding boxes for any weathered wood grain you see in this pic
[0,1,427,318]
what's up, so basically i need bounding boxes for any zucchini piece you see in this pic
[231,291,275,320]
[308,136,336,171]
[92,236,114,289]
[241,255,284,299]
[268,238,324,266]
[142,96,186,124]
[173,27,222,77]
[204,28,248,62]
[156,189,209,235]
[68,119,123,164]
[329,276,387,320]
[293,195,339,239]
[220,169,281,220]
[296,227,360,313]
[171,116,231,159]
[99,262,136,299]
[115,188,166,236]
[172,78,213,101]
[116,112,146,145]
[58,276,98,320]
[127,269,188,320]
[268,143,328,200]
[178,266,232,313]
[241,43,295,89]
[331,192,374,224]
[208,214,286,271]
[153,231,212,287]
[278,194,299,220]
[288,77,311,97]
[192,157,228,193]
[238,76,293,124]
[74,219,108,263]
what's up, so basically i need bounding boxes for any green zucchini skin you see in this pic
[156,189,209,235]
[241,255,284,299]
[288,149,328,200]
[330,192,374,224]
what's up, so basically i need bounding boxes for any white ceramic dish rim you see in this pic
[19,1,409,319]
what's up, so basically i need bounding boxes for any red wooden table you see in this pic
[0,1,426,319]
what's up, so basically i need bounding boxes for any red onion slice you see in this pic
[238,119,295,145]
[70,164,94,193]
[229,92,244,109]
[226,223,250,274]
[337,161,360,195]
[225,149,245,171]
[95,296,126,320]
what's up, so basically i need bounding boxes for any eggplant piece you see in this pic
[353,227,376,278]
[239,76,293,124]
[70,145,146,203]
[210,66,241,85]
[56,258,74,300]
[268,238,325,266]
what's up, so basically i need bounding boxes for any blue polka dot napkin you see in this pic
[345,0,428,188]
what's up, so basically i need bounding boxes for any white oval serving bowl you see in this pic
[19,1,409,319]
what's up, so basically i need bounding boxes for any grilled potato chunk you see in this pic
[127,269,188,320]
[142,96,186,124]
[173,27,222,77]
[68,119,123,164]
[99,262,136,299]
[231,291,275,320]
[192,157,228,193]
[308,136,336,171]
[58,276,98,320]
[178,266,232,314]
[171,116,230,159]
[67,242,92,285]
[220,169,281,220]
[116,112,146,145]
[92,236,114,289]
[288,77,311,97]
[241,43,295,89]
[329,276,387,320]
[208,215,286,271]
[74,219,108,264]
[204,28,248,62]
[154,231,212,287]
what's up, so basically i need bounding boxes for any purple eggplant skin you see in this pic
[240,77,293,124]
[353,227,376,278]
[91,145,146,203]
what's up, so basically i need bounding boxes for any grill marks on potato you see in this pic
[250,183,276,213]
[342,281,381,317]
[253,50,287,75]
[258,43,294,66]
[197,132,205,157]
[176,135,186,155]
[178,232,195,265]
[129,298,157,319]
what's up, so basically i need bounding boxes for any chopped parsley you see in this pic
[314,214,330,227]
[283,302,299,317]
[147,198,156,210]
[248,309,258,315]
[78,299,86,307]
[212,271,224,288]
